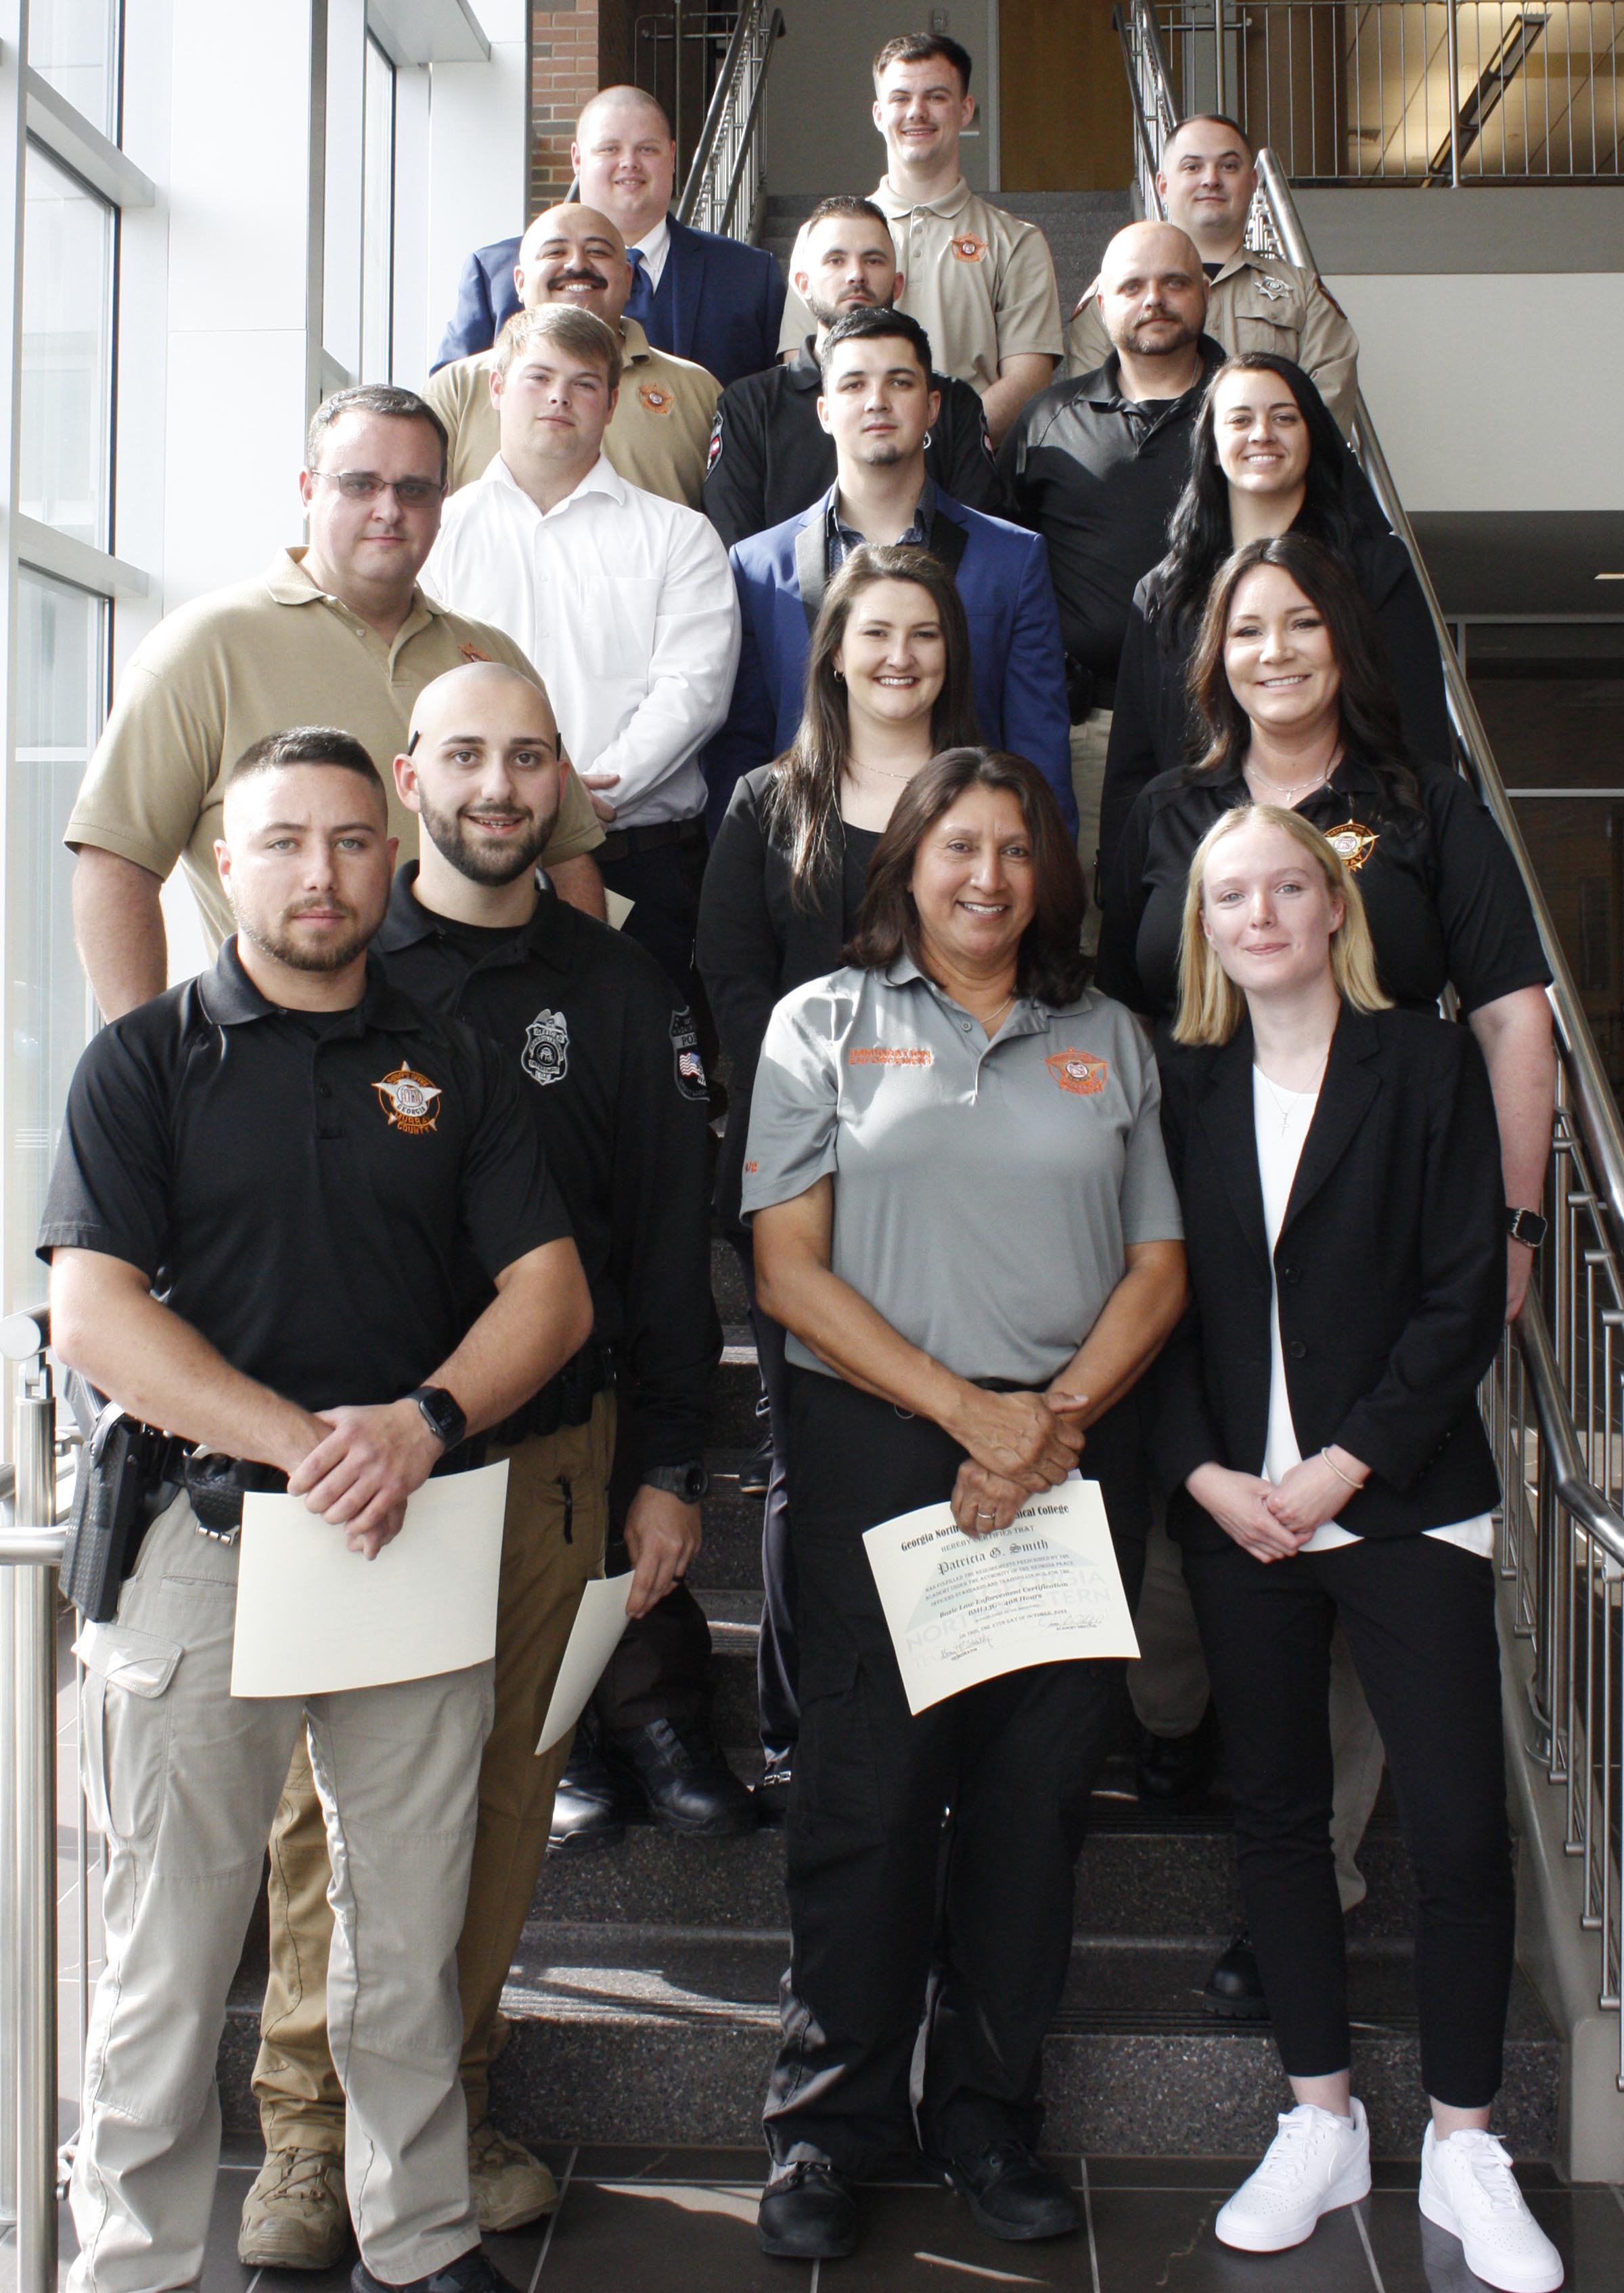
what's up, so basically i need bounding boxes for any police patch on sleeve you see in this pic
[705,409,724,474]
[670,1007,708,1101]
[522,1007,569,1087]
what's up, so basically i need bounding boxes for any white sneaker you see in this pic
[1418,2124,1564,2292]
[1215,2099,1372,2252]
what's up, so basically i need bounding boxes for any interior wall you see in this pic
[1000,0,1130,190]
[763,1,995,198]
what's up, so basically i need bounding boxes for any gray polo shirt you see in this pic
[741,955,1183,1385]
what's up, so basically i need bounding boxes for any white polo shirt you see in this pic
[423,452,741,830]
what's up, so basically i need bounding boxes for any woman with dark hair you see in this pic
[742,747,1188,2263]
[696,543,981,1807]
[1099,353,1450,881]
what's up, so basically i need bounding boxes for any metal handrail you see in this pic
[673,1,784,238]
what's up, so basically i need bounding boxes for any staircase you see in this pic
[761,188,1133,318]
[216,1236,1560,2161]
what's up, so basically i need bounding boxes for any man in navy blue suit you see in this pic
[704,307,1073,837]
[433,85,784,386]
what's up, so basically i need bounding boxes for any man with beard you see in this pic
[424,202,719,502]
[997,222,1223,943]
[242,666,733,2256]
[702,194,1003,551]
[43,727,592,2293]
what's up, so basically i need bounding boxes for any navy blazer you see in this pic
[702,484,1076,838]
[432,216,786,386]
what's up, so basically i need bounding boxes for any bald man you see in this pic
[424,204,720,502]
[997,222,1223,942]
[433,85,784,384]
[244,663,737,2262]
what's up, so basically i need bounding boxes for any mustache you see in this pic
[551,267,608,289]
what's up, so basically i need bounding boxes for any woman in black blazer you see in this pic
[696,542,981,1795]
[1153,802,1561,2293]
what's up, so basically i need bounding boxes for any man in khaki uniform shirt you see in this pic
[777,34,1060,444]
[1064,114,1359,435]
[424,204,719,502]
[67,385,604,1018]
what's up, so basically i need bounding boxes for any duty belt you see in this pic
[489,1339,614,1448]
[181,1436,486,1541]
[595,818,706,865]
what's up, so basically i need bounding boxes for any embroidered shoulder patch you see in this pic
[706,411,724,472]
[1046,1049,1107,1096]
[671,1007,708,1100]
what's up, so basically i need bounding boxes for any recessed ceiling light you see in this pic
[1597,572,1624,581]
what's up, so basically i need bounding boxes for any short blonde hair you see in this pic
[494,304,623,396]
[1173,804,1392,1046]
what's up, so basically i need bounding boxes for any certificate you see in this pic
[536,1572,635,1754]
[231,1459,508,1698]
[861,1477,1138,1717]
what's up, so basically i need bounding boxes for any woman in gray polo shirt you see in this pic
[742,746,1188,2264]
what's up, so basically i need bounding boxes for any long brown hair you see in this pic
[1186,532,1421,816]
[847,746,1089,1005]
[762,544,980,904]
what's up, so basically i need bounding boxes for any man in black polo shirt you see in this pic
[246,663,742,2251]
[43,729,591,2293]
[702,194,1004,551]
[997,221,1221,938]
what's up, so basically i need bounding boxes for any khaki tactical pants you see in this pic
[70,1492,492,2293]
[1070,708,1112,957]
[254,1399,614,2150]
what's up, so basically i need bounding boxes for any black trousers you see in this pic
[737,1246,798,1762]
[597,835,706,997]
[590,1374,714,1734]
[765,1369,1146,2175]
[1183,1533,1514,2107]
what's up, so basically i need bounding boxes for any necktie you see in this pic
[624,246,655,329]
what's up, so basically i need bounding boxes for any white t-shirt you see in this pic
[1253,1067,1493,1560]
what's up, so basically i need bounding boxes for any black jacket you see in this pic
[1152,1004,1504,1551]
[1100,528,1453,882]
[702,334,1006,551]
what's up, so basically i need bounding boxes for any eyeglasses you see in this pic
[313,471,445,506]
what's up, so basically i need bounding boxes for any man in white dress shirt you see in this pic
[424,304,740,989]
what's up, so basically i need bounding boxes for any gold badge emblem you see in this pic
[637,382,675,416]
[949,233,988,263]
[1047,1049,1108,1096]
[374,1065,443,1134]
[1322,820,1378,873]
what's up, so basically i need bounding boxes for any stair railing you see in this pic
[673,1,785,242]
[1119,2,1624,2090]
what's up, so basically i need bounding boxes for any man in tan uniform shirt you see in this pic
[777,33,1061,444]
[67,385,604,1019]
[1065,113,1359,435]
[424,203,719,502]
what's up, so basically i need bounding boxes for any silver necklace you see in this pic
[1255,1053,1328,1137]
[849,757,919,784]
[1246,749,1341,808]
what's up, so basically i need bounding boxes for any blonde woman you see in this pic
[1153,806,1561,2293]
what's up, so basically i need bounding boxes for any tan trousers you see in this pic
[254,1397,614,2152]
[70,1493,491,2292]
[1070,708,1112,956]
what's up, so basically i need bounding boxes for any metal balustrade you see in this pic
[672,1,784,241]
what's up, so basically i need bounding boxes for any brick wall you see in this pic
[530,4,603,212]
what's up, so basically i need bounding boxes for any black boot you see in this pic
[757,2162,858,2258]
[1134,1702,1219,1804]
[549,1712,629,1855]
[606,1716,757,1836]
[937,2139,1082,2242]
[1203,1931,1269,2019]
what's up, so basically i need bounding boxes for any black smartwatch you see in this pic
[643,1461,710,1503]
[407,1385,468,1451]
[1506,1207,1548,1250]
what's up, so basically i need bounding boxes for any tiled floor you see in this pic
[7,2143,1624,2292]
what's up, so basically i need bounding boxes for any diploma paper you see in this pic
[230,1460,508,1698]
[536,1572,635,1754]
[862,1478,1138,1717]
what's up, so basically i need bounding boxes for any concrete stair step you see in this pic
[705,1346,762,1451]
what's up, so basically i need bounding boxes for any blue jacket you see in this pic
[702,484,1076,838]
[432,216,786,387]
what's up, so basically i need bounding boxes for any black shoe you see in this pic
[757,2162,859,2258]
[353,2247,510,2293]
[1203,1931,1269,2020]
[752,1756,792,1826]
[1134,1704,1219,1804]
[548,1735,627,1855]
[738,1426,773,1501]
[607,1717,757,1836]
[938,2139,1082,2242]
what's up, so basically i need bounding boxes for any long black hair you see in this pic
[1149,355,1367,635]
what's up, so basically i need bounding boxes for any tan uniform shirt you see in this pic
[777,177,1063,395]
[65,547,604,951]
[1064,248,1360,436]
[423,319,721,506]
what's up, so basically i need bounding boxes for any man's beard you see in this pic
[238,903,376,974]
[418,788,554,886]
[807,286,886,330]
[1117,311,1198,358]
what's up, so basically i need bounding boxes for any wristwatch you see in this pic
[1506,1206,1549,1250]
[407,1385,468,1451]
[643,1461,710,1503]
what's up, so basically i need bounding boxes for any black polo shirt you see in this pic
[38,940,568,1412]
[374,867,718,1468]
[1097,756,1551,1023]
[996,338,1225,683]
[701,334,1006,551]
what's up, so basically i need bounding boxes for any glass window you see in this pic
[5,573,105,1314]
[361,32,395,382]
[28,0,122,143]
[20,140,114,547]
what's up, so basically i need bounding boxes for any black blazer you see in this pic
[696,763,851,1233]
[1154,1003,1505,1550]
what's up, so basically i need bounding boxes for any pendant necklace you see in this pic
[1257,1050,1329,1137]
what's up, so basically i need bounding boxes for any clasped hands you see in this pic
[947,1384,1090,1538]
[1186,1448,1370,1564]
[278,1399,447,1561]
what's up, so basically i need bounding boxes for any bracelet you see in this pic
[1320,1447,1363,1495]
